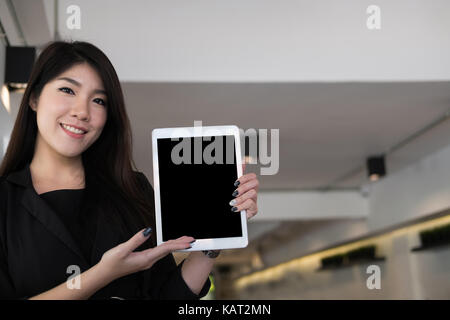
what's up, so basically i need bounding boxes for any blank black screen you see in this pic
[157,135,243,240]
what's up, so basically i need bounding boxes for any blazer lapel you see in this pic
[7,164,90,268]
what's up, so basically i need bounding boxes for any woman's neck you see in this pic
[30,135,85,193]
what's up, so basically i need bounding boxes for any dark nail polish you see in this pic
[234,180,240,187]
[143,227,152,237]
[231,206,238,212]
[232,190,239,197]
[190,239,196,244]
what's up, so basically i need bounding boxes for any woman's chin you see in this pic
[56,147,85,159]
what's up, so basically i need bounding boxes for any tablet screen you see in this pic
[157,135,243,241]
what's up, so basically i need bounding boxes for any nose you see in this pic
[70,98,90,122]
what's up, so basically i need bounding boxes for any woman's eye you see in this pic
[93,98,106,106]
[59,87,74,95]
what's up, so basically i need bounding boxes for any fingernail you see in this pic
[143,227,152,237]
[234,180,240,187]
[229,199,237,206]
[232,190,239,197]
[231,206,238,212]
[190,239,196,244]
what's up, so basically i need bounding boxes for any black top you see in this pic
[0,164,211,300]
[39,188,95,263]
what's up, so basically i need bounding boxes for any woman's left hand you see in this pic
[230,164,259,220]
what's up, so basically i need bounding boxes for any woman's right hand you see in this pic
[98,228,194,282]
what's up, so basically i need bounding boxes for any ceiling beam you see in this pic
[0,0,24,45]
[254,190,368,221]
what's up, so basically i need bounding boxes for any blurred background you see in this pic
[1,0,450,299]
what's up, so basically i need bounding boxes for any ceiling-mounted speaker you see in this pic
[367,156,386,181]
[4,46,36,91]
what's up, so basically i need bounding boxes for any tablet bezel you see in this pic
[152,125,248,251]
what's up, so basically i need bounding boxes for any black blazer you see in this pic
[0,164,210,300]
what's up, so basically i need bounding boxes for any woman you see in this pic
[0,41,259,299]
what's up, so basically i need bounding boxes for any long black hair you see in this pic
[0,41,156,247]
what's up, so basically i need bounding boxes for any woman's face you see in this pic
[30,62,108,158]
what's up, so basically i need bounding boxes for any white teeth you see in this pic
[61,123,86,134]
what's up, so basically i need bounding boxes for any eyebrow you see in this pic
[57,77,107,95]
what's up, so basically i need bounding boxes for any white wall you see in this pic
[368,142,450,231]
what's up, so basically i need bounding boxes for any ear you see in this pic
[29,94,37,112]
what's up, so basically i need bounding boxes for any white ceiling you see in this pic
[125,82,450,190]
[51,0,450,82]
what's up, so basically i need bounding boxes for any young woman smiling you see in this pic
[0,41,259,299]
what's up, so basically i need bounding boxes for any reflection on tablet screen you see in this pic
[157,135,243,240]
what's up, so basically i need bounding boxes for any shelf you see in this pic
[411,242,450,252]
[316,257,386,272]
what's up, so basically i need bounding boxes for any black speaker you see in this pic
[4,46,36,90]
[367,156,386,181]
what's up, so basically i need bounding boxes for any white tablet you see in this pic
[152,125,248,252]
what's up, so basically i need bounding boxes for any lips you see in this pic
[60,122,89,133]
[60,123,88,139]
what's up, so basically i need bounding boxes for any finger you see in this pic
[234,173,257,189]
[129,239,192,266]
[237,199,258,220]
[230,198,258,220]
[174,235,196,242]
[120,228,153,253]
[246,207,258,220]
[232,177,259,198]
[152,236,194,254]
[233,164,247,188]
[229,188,257,207]
[231,198,256,213]
[150,238,194,259]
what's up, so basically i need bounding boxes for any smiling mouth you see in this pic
[60,123,88,135]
